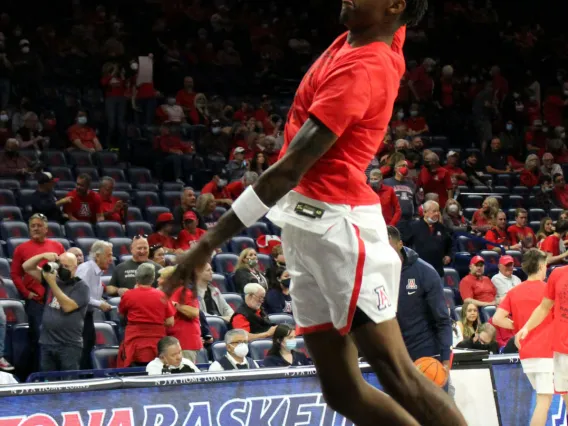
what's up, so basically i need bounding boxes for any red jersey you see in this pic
[64,189,102,223]
[376,185,401,226]
[177,228,206,250]
[226,180,245,200]
[499,280,553,360]
[459,274,496,303]
[279,27,407,205]
[472,210,492,228]
[148,233,177,250]
[485,228,510,250]
[168,287,202,350]
[119,287,175,325]
[507,225,536,247]
[11,239,65,302]
[405,116,428,132]
[416,166,453,208]
[540,234,561,256]
[100,196,123,223]
[545,267,568,354]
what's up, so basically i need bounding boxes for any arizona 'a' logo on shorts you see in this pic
[375,286,391,311]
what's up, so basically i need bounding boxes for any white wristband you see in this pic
[232,186,270,227]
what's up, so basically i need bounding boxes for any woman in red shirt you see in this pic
[520,154,541,188]
[177,211,206,250]
[472,197,499,234]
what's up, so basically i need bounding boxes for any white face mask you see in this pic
[233,343,249,358]
[21,46,30,54]
[410,110,418,117]
[448,205,459,214]
[131,62,138,71]
[426,216,439,224]
[0,114,8,122]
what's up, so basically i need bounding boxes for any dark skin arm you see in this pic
[169,116,338,286]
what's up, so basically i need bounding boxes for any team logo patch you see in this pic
[406,279,418,291]
[375,285,391,311]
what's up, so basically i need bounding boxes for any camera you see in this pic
[42,262,59,273]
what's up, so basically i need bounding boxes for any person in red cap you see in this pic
[491,255,521,303]
[539,219,568,265]
[148,212,179,254]
[459,256,497,307]
[177,211,207,251]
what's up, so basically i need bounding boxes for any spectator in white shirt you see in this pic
[491,255,521,303]
[209,329,259,372]
[161,96,186,123]
[146,336,200,375]
[541,152,563,177]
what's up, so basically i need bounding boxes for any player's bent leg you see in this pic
[303,328,420,426]
[351,316,467,426]
[530,394,553,426]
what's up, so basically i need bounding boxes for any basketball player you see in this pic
[169,1,466,425]
[493,249,554,426]
[518,263,568,409]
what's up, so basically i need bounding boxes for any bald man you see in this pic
[22,251,90,371]
[67,247,85,265]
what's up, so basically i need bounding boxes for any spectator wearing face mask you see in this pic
[158,95,186,123]
[67,110,102,152]
[369,169,401,226]
[264,324,310,368]
[0,137,33,178]
[442,199,469,233]
[177,211,207,251]
[200,119,230,167]
[12,39,43,98]
[264,268,293,315]
[384,160,416,223]
[520,154,542,188]
[539,219,568,265]
[209,329,259,371]
[417,152,453,209]
[525,120,548,158]
[541,153,563,177]
[130,56,157,127]
[233,248,268,294]
[499,120,522,154]
[201,171,235,206]
[405,103,429,136]
[154,122,195,184]
[534,175,557,211]
[390,108,405,130]
[444,151,467,185]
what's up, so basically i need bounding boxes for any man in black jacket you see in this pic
[229,283,276,341]
[30,172,72,221]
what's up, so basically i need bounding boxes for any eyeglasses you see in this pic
[29,213,48,223]
[133,234,148,240]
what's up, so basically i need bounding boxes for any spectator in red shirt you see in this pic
[369,169,401,226]
[525,120,548,157]
[155,123,194,185]
[472,196,499,234]
[459,256,497,307]
[188,93,210,126]
[543,87,567,128]
[519,154,541,188]
[63,174,104,223]
[99,176,125,223]
[408,58,435,102]
[507,208,537,250]
[553,173,568,209]
[254,95,272,123]
[175,76,196,118]
[485,210,521,252]
[539,220,568,265]
[225,171,259,201]
[148,213,179,254]
[177,211,207,251]
[230,283,276,341]
[444,151,467,185]
[10,213,65,360]
[417,152,453,208]
[117,263,175,367]
[405,103,429,136]
[100,61,126,147]
[67,110,102,152]
[233,100,254,122]
[201,172,234,207]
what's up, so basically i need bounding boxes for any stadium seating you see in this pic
[102,168,127,182]
[65,221,95,240]
[211,274,229,293]
[0,189,17,206]
[268,313,296,326]
[249,340,272,361]
[46,222,64,238]
[91,346,119,369]
[96,221,125,239]
[206,316,228,342]
[108,238,133,258]
[256,254,272,273]
[75,238,99,256]
[69,151,94,167]
[94,323,119,346]
[213,254,238,274]
[0,221,29,240]
[481,306,496,323]
[0,279,19,299]
[0,206,23,221]
[125,222,154,238]
[222,293,244,312]
[229,236,256,253]
[6,238,30,257]
[0,299,28,325]
[211,342,227,362]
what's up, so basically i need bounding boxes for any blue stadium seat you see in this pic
[91,346,119,369]
[461,195,483,209]
[96,151,119,168]
[529,209,546,222]
[0,221,29,240]
[108,238,132,259]
[211,273,229,293]
[0,206,23,221]
[46,221,64,238]
[443,288,455,311]
[161,191,181,211]
[207,316,228,341]
[68,151,94,167]
[456,235,485,253]
[453,252,473,278]
[0,299,27,325]
[134,191,161,210]
[222,293,244,312]
[481,306,496,323]
[94,323,119,346]
[0,244,4,258]
[211,342,227,362]
[101,168,126,182]
[508,195,524,208]
[125,206,143,222]
[295,337,309,359]
[249,340,272,361]
[506,208,517,221]
[196,348,209,364]
[494,174,512,188]
[463,208,477,221]
[550,209,563,221]
[0,179,20,190]
[213,254,239,274]
[0,261,12,279]
[65,221,95,240]
[76,166,100,181]
[162,182,184,192]
[268,313,296,326]
[454,306,463,321]
[114,182,132,192]
[229,236,256,254]
[213,207,227,221]
[529,221,540,233]
[18,188,35,211]
[128,167,153,184]
[512,186,529,196]
[0,189,16,206]
[480,250,499,276]
[125,221,153,238]
[111,191,130,203]
[256,254,271,274]
[95,221,125,239]
[75,238,98,257]
[443,268,460,289]
[246,222,270,239]
[493,186,510,194]
[52,238,71,251]
[42,150,67,167]
[49,166,74,181]
[10,324,31,371]
[107,297,121,307]
[136,182,160,192]
[144,206,170,225]
[55,180,76,190]
[0,279,18,300]
[5,238,29,258]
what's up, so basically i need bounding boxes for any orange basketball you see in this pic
[414,357,448,387]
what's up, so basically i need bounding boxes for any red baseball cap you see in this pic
[470,255,485,266]
[156,212,174,224]
[183,211,197,222]
[499,255,514,266]
[256,235,282,255]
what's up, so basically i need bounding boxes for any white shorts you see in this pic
[279,212,401,335]
[522,358,554,394]
[553,352,568,393]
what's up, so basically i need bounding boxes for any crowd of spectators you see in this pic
[0,0,568,383]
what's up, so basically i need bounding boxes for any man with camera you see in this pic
[22,252,90,372]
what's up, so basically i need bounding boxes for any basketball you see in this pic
[414,357,448,387]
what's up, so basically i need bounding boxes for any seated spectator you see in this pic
[196,193,218,228]
[201,171,235,206]
[40,111,65,151]
[31,172,72,222]
[507,208,536,250]
[264,268,292,315]
[99,176,125,223]
[457,301,480,340]
[462,151,490,187]
[485,210,520,251]
[195,263,234,322]
[499,120,522,154]
[117,263,175,367]
[225,171,259,201]
[106,236,162,296]
[369,169,401,226]
[177,211,207,250]
[150,244,174,267]
[519,154,541,188]
[250,152,269,175]
[148,213,178,254]
[405,103,429,136]
[154,122,194,185]
[233,248,268,293]
[472,196,499,234]
[67,247,84,265]
[264,324,310,368]
[16,112,48,150]
[188,93,210,125]
[230,283,276,341]
[491,255,521,303]
[208,329,259,371]
[264,241,285,285]
[67,110,102,152]
[536,217,554,243]
[553,173,568,209]
[459,256,497,307]
[0,300,14,371]
[63,173,104,223]
[534,175,557,210]
[444,151,467,185]
[146,336,200,375]
[442,199,469,233]
[159,96,186,123]
[173,187,207,232]
[417,152,453,208]
[0,138,34,179]
[226,147,247,181]
[539,219,568,265]
[541,152,563,177]
[168,269,203,363]
[456,323,500,354]
[485,137,522,174]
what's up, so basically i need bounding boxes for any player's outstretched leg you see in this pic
[530,394,553,426]
[303,328,420,426]
[352,318,468,426]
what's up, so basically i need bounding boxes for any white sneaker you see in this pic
[0,357,14,371]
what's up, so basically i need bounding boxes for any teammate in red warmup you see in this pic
[493,249,555,426]
[168,1,466,425]
[538,219,568,265]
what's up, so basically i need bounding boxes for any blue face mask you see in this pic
[77,116,87,125]
[284,339,297,350]
[506,124,513,131]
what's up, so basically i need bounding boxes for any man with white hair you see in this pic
[417,152,453,209]
[230,283,276,341]
[226,171,259,200]
[541,152,563,177]
[209,329,260,371]
[75,240,114,368]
